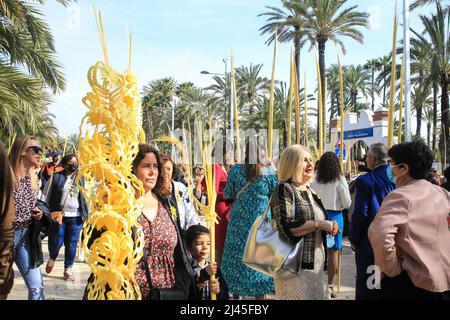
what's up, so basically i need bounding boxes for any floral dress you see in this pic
[134,203,178,299]
[221,164,277,296]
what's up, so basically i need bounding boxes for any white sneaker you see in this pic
[328,285,338,298]
[78,249,86,262]
[325,286,332,299]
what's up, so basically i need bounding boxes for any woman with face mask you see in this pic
[43,154,89,281]
[368,141,450,300]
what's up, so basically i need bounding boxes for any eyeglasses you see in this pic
[387,160,404,168]
[28,146,43,155]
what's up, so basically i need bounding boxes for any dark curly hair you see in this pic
[316,151,341,184]
[388,140,433,180]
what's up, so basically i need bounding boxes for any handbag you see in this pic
[50,181,71,225]
[242,192,304,279]
[142,239,186,300]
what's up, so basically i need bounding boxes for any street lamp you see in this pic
[200,59,229,133]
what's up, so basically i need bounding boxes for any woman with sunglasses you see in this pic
[368,141,450,300]
[8,136,45,300]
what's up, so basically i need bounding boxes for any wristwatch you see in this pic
[313,220,319,231]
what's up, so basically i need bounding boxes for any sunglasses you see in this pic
[28,146,43,155]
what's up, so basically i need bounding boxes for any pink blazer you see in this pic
[368,179,450,293]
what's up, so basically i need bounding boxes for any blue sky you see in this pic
[42,0,433,137]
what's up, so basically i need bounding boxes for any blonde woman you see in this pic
[9,136,45,300]
[270,145,339,300]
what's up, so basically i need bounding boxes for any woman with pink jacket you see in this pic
[368,141,450,300]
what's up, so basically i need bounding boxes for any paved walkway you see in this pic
[8,238,356,300]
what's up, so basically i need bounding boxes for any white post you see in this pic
[403,0,412,142]
[230,71,234,150]
[171,97,175,155]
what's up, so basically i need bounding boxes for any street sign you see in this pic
[338,127,374,140]
[335,148,347,160]
[335,140,347,160]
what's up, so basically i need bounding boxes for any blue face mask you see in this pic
[386,163,404,185]
[386,165,397,184]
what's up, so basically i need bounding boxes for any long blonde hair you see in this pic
[278,144,313,183]
[8,135,39,190]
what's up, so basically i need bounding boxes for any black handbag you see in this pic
[142,244,186,300]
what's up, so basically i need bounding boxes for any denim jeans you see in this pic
[14,228,45,300]
[48,216,83,269]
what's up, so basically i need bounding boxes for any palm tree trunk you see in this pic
[427,122,431,147]
[432,84,438,150]
[416,107,423,138]
[329,96,334,141]
[318,40,327,149]
[441,79,449,165]
[352,90,357,110]
[371,69,375,111]
[416,73,424,138]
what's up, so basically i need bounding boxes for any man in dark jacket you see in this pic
[349,143,396,300]
[43,154,89,281]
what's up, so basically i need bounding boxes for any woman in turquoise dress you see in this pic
[221,141,277,299]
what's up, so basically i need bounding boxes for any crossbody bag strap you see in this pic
[261,195,274,221]
[234,181,252,202]
[142,245,154,292]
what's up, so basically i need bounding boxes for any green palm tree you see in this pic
[0,0,71,92]
[258,0,309,90]
[345,65,371,110]
[364,58,381,110]
[410,0,447,10]
[415,4,450,163]
[206,73,231,130]
[0,0,73,144]
[376,55,391,107]
[411,84,433,138]
[326,64,342,139]
[141,77,178,139]
[302,0,369,147]
[236,63,268,115]
[405,15,443,150]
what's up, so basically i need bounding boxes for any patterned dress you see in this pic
[221,164,277,296]
[274,188,327,300]
[134,203,178,300]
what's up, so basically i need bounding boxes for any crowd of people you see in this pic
[0,135,449,300]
